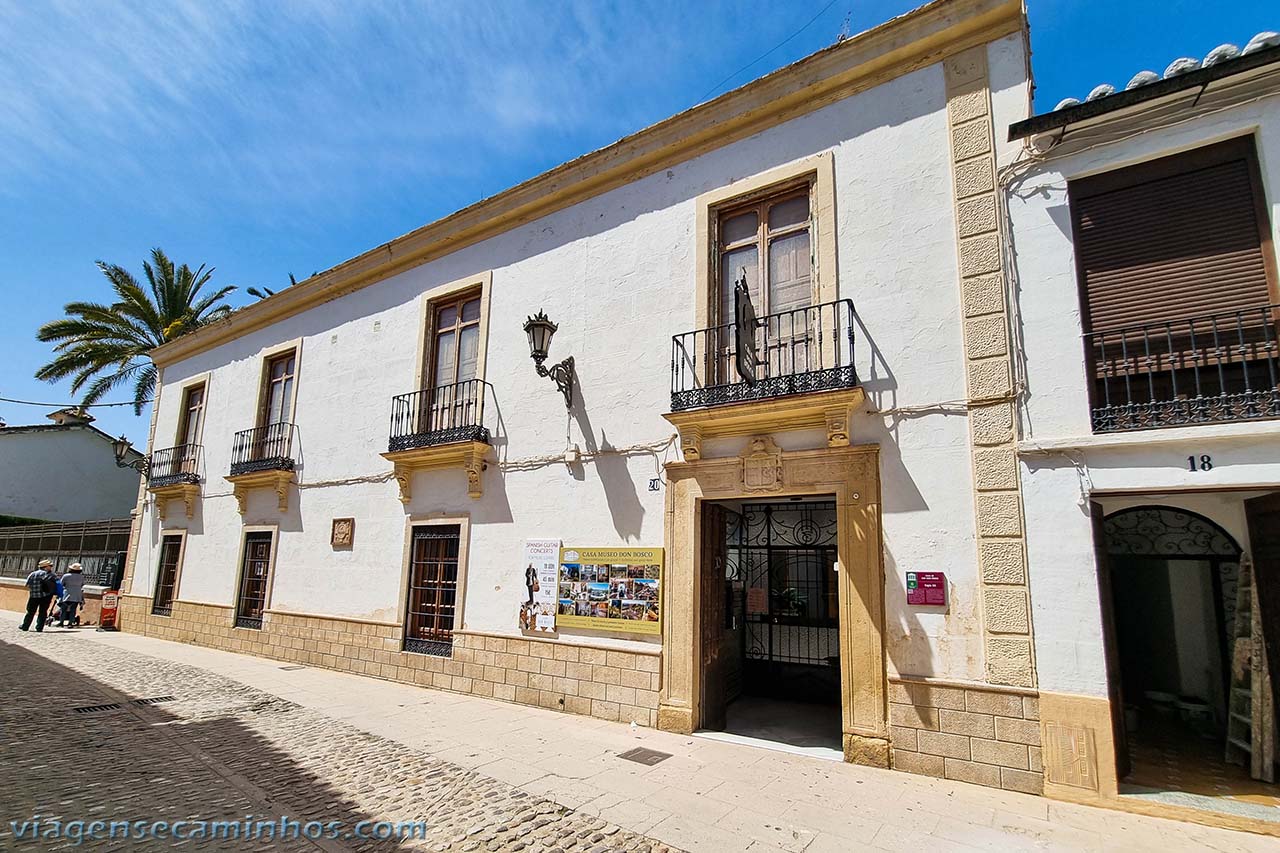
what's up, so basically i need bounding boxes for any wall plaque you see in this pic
[906,571,946,606]
[331,518,354,548]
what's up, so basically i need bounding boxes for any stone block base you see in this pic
[118,596,661,726]
[889,675,1043,795]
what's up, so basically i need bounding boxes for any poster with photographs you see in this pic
[519,538,561,634]
[557,547,662,635]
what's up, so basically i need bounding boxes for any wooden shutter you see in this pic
[1069,137,1277,333]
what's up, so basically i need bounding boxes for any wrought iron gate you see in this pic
[726,501,840,700]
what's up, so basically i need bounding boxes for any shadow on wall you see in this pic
[570,371,645,542]
[882,541,939,680]
[1,638,422,850]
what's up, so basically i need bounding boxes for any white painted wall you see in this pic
[131,34,1030,681]
[1007,90,1280,697]
[0,427,143,521]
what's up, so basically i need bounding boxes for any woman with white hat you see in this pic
[58,563,86,628]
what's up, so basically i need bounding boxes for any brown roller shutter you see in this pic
[1069,136,1278,333]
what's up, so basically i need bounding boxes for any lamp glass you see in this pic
[113,435,131,464]
[523,314,556,362]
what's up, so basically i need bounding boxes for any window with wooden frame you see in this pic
[716,186,814,323]
[714,185,816,381]
[1069,136,1280,432]
[174,384,205,474]
[260,351,297,426]
[177,384,205,447]
[422,291,483,434]
[234,530,273,629]
[246,350,297,463]
[151,534,184,616]
[402,524,461,656]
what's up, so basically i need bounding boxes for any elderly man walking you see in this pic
[57,562,86,628]
[19,559,58,632]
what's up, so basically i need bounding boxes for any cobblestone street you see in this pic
[2,617,1276,852]
[0,630,674,852]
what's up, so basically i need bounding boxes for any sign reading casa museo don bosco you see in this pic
[557,547,663,635]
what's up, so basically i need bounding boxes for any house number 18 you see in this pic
[1188,455,1213,472]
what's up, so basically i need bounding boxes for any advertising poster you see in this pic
[520,538,561,634]
[557,547,663,635]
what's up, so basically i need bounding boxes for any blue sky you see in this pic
[0,0,1273,445]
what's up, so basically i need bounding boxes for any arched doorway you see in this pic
[1099,505,1277,812]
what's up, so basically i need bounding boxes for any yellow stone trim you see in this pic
[943,43,1036,689]
[125,365,166,594]
[149,0,1024,368]
[382,440,490,501]
[1037,690,1280,838]
[147,481,200,520]
[664,387,865,460]
[225,469,295,514]
[659,443,887,766]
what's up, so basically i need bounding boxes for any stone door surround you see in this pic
[658,441,888,765]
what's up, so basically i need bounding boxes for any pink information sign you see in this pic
[906,572,947,606]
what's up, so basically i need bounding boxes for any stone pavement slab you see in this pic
[3,611,1275,852]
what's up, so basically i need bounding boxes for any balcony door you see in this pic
[255,351,296,461]
[716,188,815,383]
[424,293,482,434]
[175,383,205,476]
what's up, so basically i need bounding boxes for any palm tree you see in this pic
[247,271,316,301]
[35,248,236,414]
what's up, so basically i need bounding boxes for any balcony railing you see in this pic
[671,299,858,411]
[1088,304,1280,433]
[148,444,202,488]
[389,379,491,453]
[229,422,298,476]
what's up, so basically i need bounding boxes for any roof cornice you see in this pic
[1009,43,1280,141]
[152,0,1024,368]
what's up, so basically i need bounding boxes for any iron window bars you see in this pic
[402,525,460,656]
[1088,304,1280,433]
[229,422,298,476]
[671,298,858,411]
[147,444,203,488]
[388,379,491,453]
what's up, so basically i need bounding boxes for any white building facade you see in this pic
[1007,33,1280,831]
[121,0,1280,819]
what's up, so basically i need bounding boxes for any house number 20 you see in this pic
[1187,455,1213,472]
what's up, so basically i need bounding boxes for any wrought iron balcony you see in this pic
[229,422,298,476]
[148,444,203,488]
[389,379,491,453]
[670,299,858,411]
[1088,304,1280,433]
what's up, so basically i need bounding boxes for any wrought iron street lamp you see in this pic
[113,435,149,476]
[523,310,575,409]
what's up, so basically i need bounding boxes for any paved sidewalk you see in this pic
[2,611,1272,852]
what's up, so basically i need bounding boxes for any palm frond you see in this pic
[35,249,234,412]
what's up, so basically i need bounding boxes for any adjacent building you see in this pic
[1007,30,1280,830]
[0,407,143,522]
[113,0,1279,835]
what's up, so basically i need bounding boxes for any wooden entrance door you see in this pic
[1245,493,1280,781]
[1091,502,1130,780]
[700,504,728,731]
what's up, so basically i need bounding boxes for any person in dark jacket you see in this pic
[19,559,58,632]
